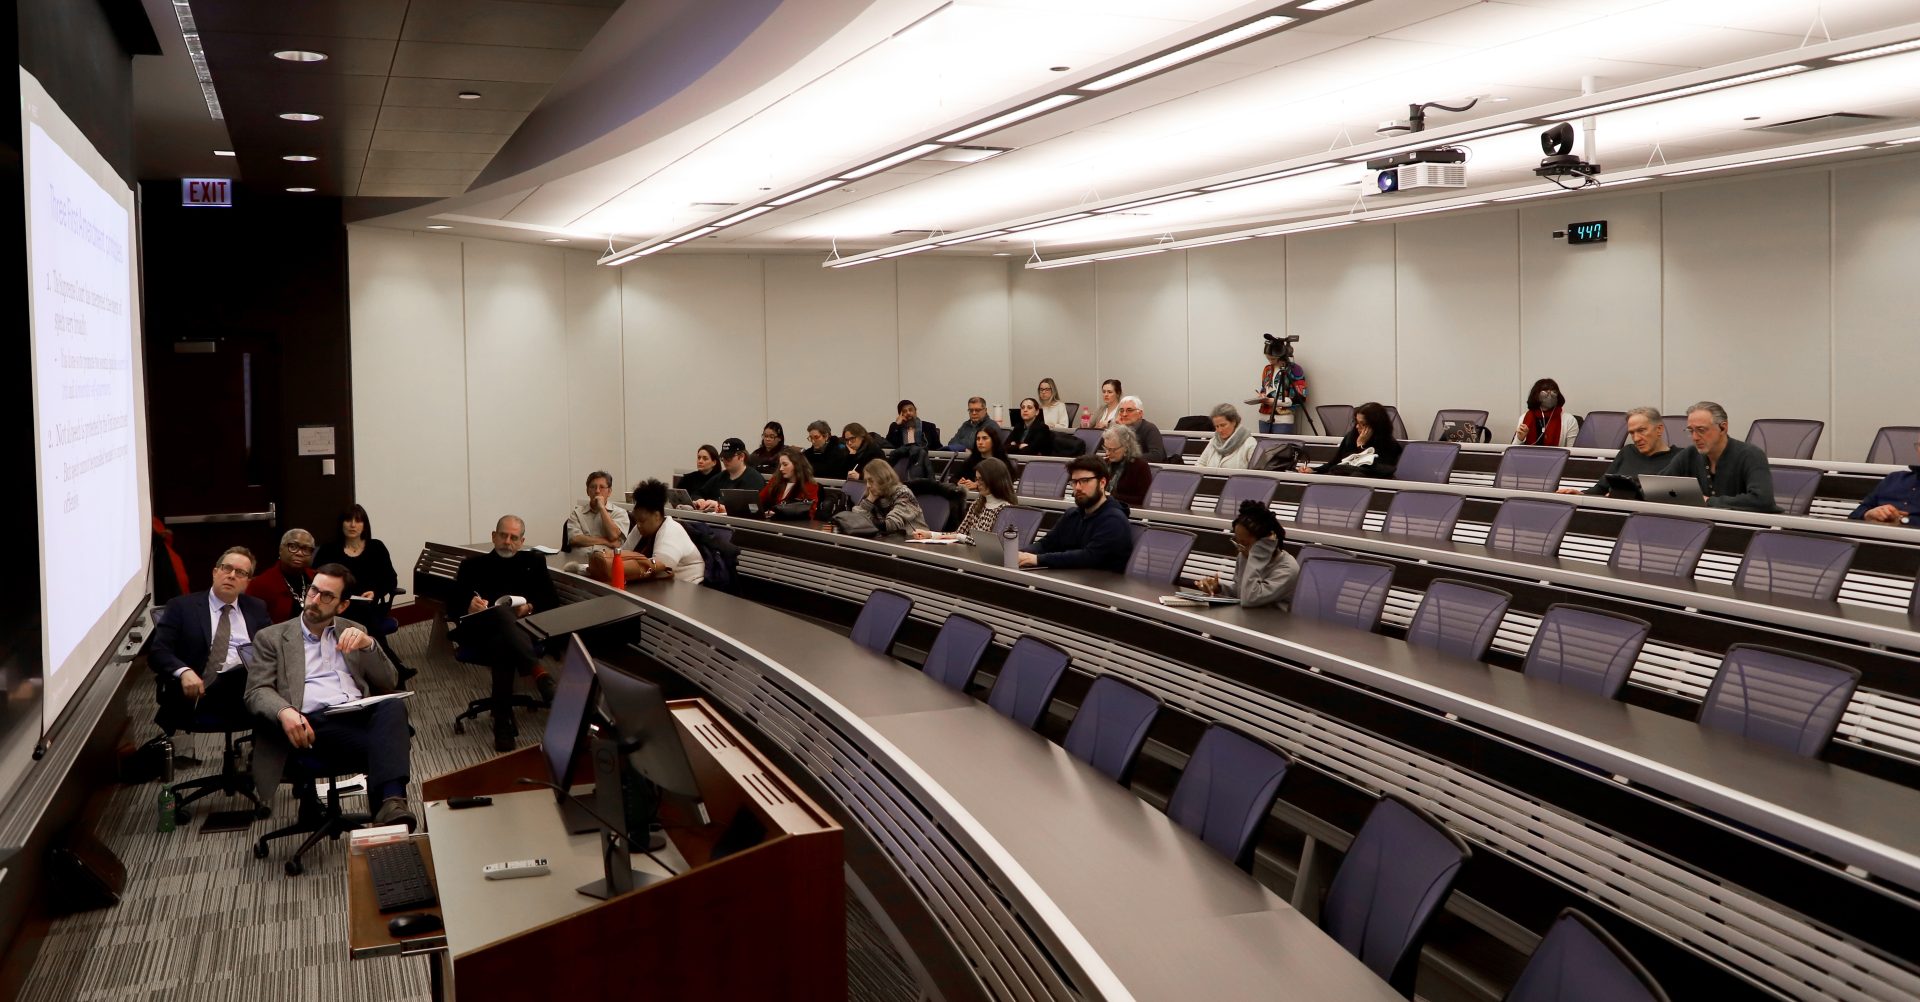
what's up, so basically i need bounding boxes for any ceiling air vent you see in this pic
[688,202,737,211]
[1752,113,1889,135]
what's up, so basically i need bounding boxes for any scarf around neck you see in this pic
[1523,406,1565,446]
[1213,422,1251,456]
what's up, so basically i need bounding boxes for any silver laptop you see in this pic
[1637,474,1708,507]
[970,530,1019,568]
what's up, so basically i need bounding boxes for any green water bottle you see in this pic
[158,786,177,833]
[157,738,177,833]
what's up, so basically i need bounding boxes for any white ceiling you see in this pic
[365,0,1920,259]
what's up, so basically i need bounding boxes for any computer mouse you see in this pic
[388,912,444,937]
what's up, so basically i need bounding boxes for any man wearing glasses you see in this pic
[1659,401,1779,512]
[247,528,319,622]
[149,546,275,731]
[246,563,417,831]
[1017,456,1135,571]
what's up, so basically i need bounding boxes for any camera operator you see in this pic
[1247,334,1307,434]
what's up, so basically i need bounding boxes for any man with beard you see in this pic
[454,515,560,751]
[245,563,416,831]
[1017,455,1135,571]
[247,528,318,622]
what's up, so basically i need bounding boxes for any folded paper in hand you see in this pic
[323,691,414,715]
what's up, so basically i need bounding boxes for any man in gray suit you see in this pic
[245,562,416,831]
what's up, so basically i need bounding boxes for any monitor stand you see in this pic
[575,734,669,900]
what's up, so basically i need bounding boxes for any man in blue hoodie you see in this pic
[1019,456,1134,571]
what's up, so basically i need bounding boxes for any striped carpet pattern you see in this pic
[21,622,922,1002]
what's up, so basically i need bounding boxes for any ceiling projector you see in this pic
[1365,147,1467,194]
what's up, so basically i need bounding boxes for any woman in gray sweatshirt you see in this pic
[1192,501,1299,608]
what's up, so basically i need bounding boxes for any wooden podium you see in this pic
[359,698,844,1001]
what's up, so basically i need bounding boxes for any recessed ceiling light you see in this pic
[214,150,235,157]
[1049,66,1070,72]
[458,91,482,100]
[426,225,451,230]
[272,50,328,62]
[544,238,568,243]
[286,187,315,193]
[283,154,318,162]
[280,112,323,122]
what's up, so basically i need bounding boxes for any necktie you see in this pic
[204,604,233,677]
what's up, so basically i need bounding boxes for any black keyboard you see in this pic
[368,840,439,913]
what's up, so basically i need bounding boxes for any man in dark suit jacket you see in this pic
[149,545,275,732]
[245,562,415,831]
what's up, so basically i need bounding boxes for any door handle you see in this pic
[163,502,277,527]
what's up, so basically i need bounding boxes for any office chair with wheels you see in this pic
[986,637,1070,730]
[1213,474,1275,517]
[850,589,914,656]
[1320,795,1472,998]
[1609,514,1713,579]
[1733,532,1857,602]
[1522,605,1652,701]
[1164,725,1290,871]
[1296,483,1373,530]
[1062,675,1161,784]
[1142,469,1203,513]
[1698,644,1860,757]
[1504,909,1669,1002]
[1406,580,1511,661]
[1485,499,1574,558]
[1574,411,1631,449]
[1745,419,1823,460]
[253,753,374,876]
[1394,442,1460,485]
[1496,446,1570,492]
[921,614,994,693]
[1291,558,1394,632]
[1382,491,1463,542]
[1769,466,1821,517]
[1125,528,1197,588]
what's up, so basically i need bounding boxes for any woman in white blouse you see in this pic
[1036,377,1070,430]
[1091,379,1123,430]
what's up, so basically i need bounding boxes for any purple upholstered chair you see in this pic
[1160,433,1191,462]
[1495,446,1569,492]
[1165,725,1290,871]
[1213,474,1276,517]
[1062,675,1161,784]
[1126,528,1197,587]
[1143,469,1203,513]
[1745,419,1822,460]
[1660,415,1688,447]
[1521,605,1652,700]
[1485,498,1574,557]
[1321,795,1471,998]
[1395,442,1460,485]
[1574,411,1630,450]
[1291,558,1394,631]
[1769,466,1820,518]
[986,637,1070,730]
[1296,483,1374,531]
[1733,532,1857,602]
[990,505,1045,549]
[1698,644,1861,757]
[1867,426,1920,465]
[850,589,913,656]
[1505,909,1670,1002]
[1383,405,1409,441]
[1608,514,1712,579]
[1407,580,1511,661]
[1073,428,1104,455]
[1018,460,1070,502]
[1317,404,1355,439]
[1382,491,1464,542]
[921,614,994,693]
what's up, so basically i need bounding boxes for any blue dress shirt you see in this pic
[300,621,363,713]
[1849,467,1920,526]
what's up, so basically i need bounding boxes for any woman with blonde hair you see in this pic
[854,459,929,535]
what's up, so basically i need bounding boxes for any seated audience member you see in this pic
[918,457,1016,541]
[1513,377,1581,445]
[691,438,768,511]
[750,422,786,475]
[1197,403,1256,468]
[1092,379,1123,430]
[245,562,416,830]
[149,545,274,731]
[1302,401,1402,479]
[453,515,561,751]
[758,447,820,520]
[1036,378,1070,430]
[593,480,706,585]
[316,504,398,603]
[1101,424,1155,508]
[956,425,1013,488]
[679,445,723,497]
[563,470,631,559]
[248,529,318,622]
[841,423,886,481]
[1561,407,1674,496]
[1115,396,1169,463]
[1008,398,1053,456]
[851,459,928,535]
[802,420,850,480]
[947,396,1002,452]
[1851,436,1919,526]
[1018,456,1133,571]
[885,399,941,452]
[1660,401,1778,512]
[1191,502,1298,609]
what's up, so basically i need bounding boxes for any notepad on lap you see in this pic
[323,691,414,715]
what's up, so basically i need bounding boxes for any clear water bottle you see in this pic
[157,738,177,832]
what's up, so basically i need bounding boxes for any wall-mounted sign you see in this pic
[297,425,336,456]
[182,178,232,207]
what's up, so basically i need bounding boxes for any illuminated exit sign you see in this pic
[182,178,232,207]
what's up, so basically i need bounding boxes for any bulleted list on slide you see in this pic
[29,121,139,675]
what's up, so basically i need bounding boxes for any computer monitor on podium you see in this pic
[596,665,706,823]
[544,636,601,833]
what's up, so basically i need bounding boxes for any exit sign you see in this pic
[182,178,233,207]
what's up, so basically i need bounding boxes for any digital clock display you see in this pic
[1567,220,1608,244]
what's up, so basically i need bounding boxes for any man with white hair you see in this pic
[1658,401,1777,512]
[1115,395,1169,463]
[1560,406,1675,497]
[454,515,561,751]
[247,528,317,622]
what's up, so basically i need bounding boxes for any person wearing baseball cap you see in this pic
[691,436,768,511]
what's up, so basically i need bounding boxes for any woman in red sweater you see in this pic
[757,446,820,520]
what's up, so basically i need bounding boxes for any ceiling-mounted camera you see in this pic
[1533,123,1600,180]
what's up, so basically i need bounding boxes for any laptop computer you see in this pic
[1173,588,1240,605]
[1637,474,1708,507]
[719,489,761,517]
[970,530,1020,569]
[1603,474,1644,500]
[667,487,694,508]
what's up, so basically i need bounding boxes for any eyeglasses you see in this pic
[214,563,253,577]
[285,542,315,554]
[305,585,341,602]
[1685,426,1714,436]
[1068,476,1101,486]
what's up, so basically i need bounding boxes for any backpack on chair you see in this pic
[681,521,740,592]
[1256,442,1311,472]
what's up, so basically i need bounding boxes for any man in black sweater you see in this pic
[454,514,561,751]
[690,438,767,510]
[1660,401,1778,512]
[1563,406,1674,497]
[1018,456,1135,571]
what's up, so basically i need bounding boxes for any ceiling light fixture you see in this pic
[939,95,1080,143]
[880,245,937,259]
[282,154,318,162]
[1661,144,1870,177]
[1092,192,1200,214]
[272,49,328,62]
[544,238,569,243]
[170,1,223,119]
[286,187,315,193]
[1294,0,1360,10]
[279,112,322,122]
[1547,65,1810,121]
[934,229,1012,246]
[213,150,235,157]
[1830,38,1920,62]
[711,205,777,227]
[681,226,719,239]
[768,179,847,206]
[843,143,945,179]
[1080,15,1294,92]
[1005,212,1091,233]
[1097,247,1170,261]
[1183,235,1254,248]
[1201,165,1336,192]
[426,225,451,230]
[458,91,482,100]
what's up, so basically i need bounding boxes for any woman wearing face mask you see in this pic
[1514,378,1580,446]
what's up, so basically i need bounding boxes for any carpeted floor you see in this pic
[18,622,922,1002]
